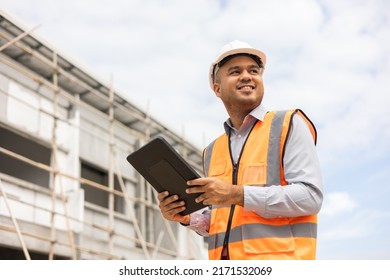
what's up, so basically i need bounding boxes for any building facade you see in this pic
[0,11,207,260]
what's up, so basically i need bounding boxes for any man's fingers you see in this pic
[157,191,169,202]
[161,199,185,212]
[157,192,190,224]
[186,186,204,194]
[195,195,212,206]
[187,177,209,186]
[194,193,206,204]
[202,198,210,206]
[161,201,186,221]
[159,194,179,207]
[165,204,186,217]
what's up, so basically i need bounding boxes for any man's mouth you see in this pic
[237,85,255,90]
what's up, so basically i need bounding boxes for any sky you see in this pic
[1,0,389,260]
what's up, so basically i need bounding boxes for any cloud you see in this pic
[319,189,386,238]
[320,192,357,217]
[3,0,389,151]
[319,207,390,242]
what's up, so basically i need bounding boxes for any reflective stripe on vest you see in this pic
[267,110,286,186]
[209,222,318,250]
[203,109,318,260]
[203,140,215,178]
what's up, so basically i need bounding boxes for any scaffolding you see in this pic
[0,10,206,260]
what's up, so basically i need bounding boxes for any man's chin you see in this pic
[237,97,262,108]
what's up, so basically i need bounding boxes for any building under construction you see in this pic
[0,10,207,260]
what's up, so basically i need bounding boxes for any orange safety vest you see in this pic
[203,109,318,260]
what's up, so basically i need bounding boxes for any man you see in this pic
[158,40,323,260]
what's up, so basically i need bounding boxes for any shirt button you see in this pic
[238,134,242,138]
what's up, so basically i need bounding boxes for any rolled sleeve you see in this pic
[182,207,211,237]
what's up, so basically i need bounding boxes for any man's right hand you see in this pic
[157,191,190,225]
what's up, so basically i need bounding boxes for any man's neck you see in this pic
[228,105,256,129]
[229,111,250,129]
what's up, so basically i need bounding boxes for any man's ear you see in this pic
[213,83,221,97]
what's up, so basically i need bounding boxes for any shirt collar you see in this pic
[224,104,267,134]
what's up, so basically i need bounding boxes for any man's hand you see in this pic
[157,191,190,225]
[186,177,244,207]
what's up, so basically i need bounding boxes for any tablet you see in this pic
[126,136,204,215]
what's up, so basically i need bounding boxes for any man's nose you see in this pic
[240,70,252,81]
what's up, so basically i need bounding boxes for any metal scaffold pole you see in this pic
[108,74,115,256]
[113,159,151,260]
[0,179,31,260]
[49,51,77,260]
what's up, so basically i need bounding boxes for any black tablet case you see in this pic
[126,136,204,215]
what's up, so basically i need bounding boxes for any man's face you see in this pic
[213,55,264,114]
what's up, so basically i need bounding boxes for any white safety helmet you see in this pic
[209,40,266,89]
